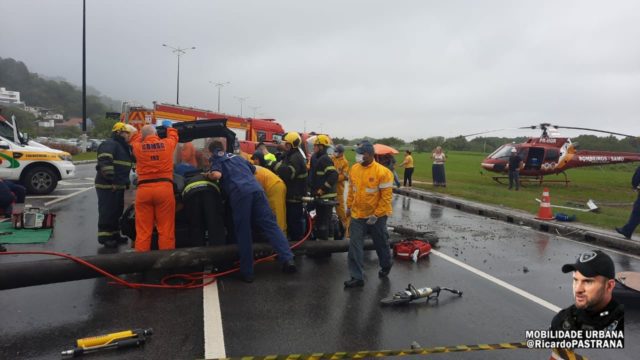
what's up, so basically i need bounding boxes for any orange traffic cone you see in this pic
[535,188,554,220]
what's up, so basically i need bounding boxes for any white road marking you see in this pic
[58,181,94,186]
[432,249,562,313]
[25,195,60,199]
[55,187,92,191]
[44,187,95,206]
[203,282,226,359]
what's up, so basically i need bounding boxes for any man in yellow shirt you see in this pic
[332,144,350,235]
[344,142,394,288]
[254,165,287,234]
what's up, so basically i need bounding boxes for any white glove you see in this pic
[366,215,378,225]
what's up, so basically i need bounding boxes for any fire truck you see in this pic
[121,102,285,155]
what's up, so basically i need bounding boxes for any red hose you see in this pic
[0,215,314,290]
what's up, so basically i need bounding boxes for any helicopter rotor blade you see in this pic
[552,125,636,138]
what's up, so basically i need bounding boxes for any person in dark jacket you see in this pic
[507,148,522,191]
[616,165,640,240]
[308,134,338,240]
[95,123,135,248]
[550,250,623,332]
[274,132,308,242]
[205,140,296,283]
[181,171,226,247]
[0,179,25,216]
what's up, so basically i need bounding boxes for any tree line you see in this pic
[333,135,639,154]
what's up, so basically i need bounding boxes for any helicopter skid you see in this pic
[492,173,570,187]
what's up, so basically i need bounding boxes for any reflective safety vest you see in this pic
[347,160,394,219]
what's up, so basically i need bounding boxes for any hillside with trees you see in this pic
[0,57,119,138]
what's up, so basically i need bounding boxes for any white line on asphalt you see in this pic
[431,249,562,313]
[554,236,640,261]
[84,177,94,181]
[59,181,94,186]
[44,186,94,206]
[203,282,226,359]
[55,187,92,191]
[25,195,60,199]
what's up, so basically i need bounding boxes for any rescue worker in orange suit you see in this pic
[344,141,394,288]
[254,165,287,234]
[181,171,226,247]
[130,122,179,251]
[95,123,135,248]
[204,140,296,283]
[309,134,338,240]
[332,144,350,236]
[274,132,308,241]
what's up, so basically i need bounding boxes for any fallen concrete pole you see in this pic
[0,238,409,290]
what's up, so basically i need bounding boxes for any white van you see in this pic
[0,115,75,194]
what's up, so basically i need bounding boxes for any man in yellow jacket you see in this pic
[344,141,394,288]
[332,144,350,234]
[254,165,287,234]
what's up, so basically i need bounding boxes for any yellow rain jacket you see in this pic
[254,165,287,233]
[347,160,394,219]
[332,154,350,224]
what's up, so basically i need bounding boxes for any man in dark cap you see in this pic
[550,250,623,331]
[344,141,394,288]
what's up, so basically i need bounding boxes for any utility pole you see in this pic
[80,0,88,153]
[249,106,260,118]
[234,96,248,117]
[162,44,196,105]
[209,81,230,112]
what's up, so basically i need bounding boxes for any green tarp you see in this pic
[0,221,52,244]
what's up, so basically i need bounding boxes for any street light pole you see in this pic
[209,81,230,112]
[235,96,248,117]
[249,106,261,118]
[162,44,196,105]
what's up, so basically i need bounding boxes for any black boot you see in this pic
[282,259,297,273]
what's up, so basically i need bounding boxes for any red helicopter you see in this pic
[476,124,640,185]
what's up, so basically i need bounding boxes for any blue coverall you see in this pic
[210,152,294,277]
[619,166,640,238]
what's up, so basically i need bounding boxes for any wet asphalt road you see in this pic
[1,163,638,359]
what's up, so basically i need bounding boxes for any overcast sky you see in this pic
[1,0,639,140]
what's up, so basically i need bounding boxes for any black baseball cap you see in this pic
[355,142,375,155]
[562,250,615,279]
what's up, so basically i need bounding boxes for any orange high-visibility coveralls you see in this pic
[254,165,287,234]
[131,128,179,251]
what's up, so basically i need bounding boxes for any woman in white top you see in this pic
[431,146,446,187]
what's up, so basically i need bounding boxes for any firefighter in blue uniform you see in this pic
[204,140,296,283]
[308,134,338,240]
[274,132,308,241]
[95,123,135,248]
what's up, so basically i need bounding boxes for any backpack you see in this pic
[393,239,432,262]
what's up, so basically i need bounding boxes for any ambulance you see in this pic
[0,114,75,194]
